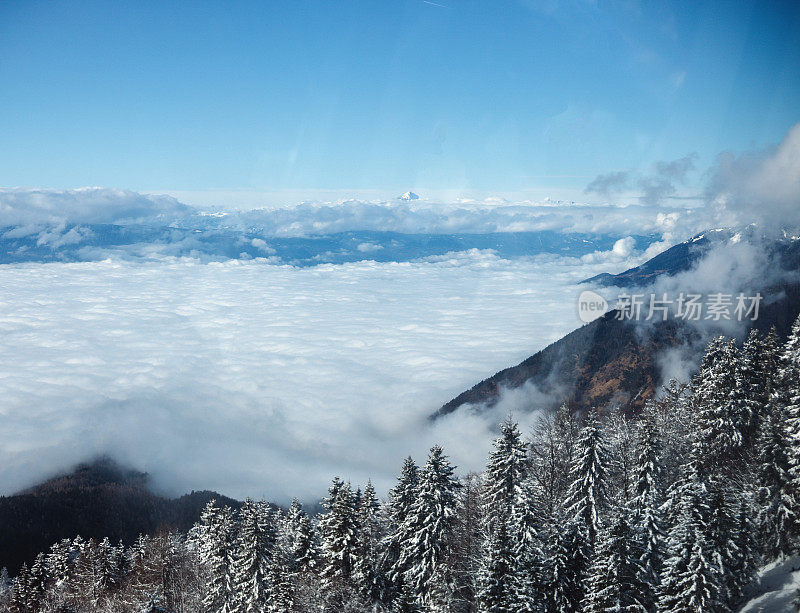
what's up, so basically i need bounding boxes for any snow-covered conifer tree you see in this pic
[385,457,420,601]
[583,512,649,613]
[231,498,274,612]
[545,521,589,613]
[267,553,294,612]
[480,419,541,611]
[757,393,796,557]
[658,464,724,613]
[781,316,800,530]
[693,337,744,470]
[286,498,318,573]
[477,519,515,613]
[318,477,360,590]
[11,563,31,613]
[396,445,460,607]
[632,410,665,604]
[28,552,48,607]
[354,479,384,600]
[197,500,236,613]
[565,413,610,548]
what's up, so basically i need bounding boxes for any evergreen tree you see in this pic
[729,497,759,605]
[583,512,649,613]
[606,410,637,504]
[45,538,74,589]
[389,457,420,527]
[197,500,236,613]
[96,537,119,594]
[737,329,778,447]
[395,445,461,607]
[11,563,31,613]
[318,477,360,590]
[384,457,421,603]
[231,498,274,612]
[481,419,541,611]
[354,479,384,600]
[632,410,665,606]
[484,419,528,513]
[28,552,48,606]
[693,337,744,470]
[0,567,11,599]
[286,499,318,572]
[545,521,589,613]
[267,553,294,613]
[391,579,422,613]
[565,413,610,548]
[477,520,515,613]
[658,465,725,613]
[756,395,796,557]
[706,483,744,606]
[781,315,800,532]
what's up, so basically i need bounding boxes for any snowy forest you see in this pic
[2,315,800,613]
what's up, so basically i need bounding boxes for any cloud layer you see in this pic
[0,252,625,502]
[0,188,189,227]
[1,187,712,244]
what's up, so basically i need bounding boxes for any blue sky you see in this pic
[1,0,798,201]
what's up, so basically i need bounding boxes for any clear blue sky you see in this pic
[1,0,798,197]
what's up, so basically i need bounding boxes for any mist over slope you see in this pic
[438,230,800,418]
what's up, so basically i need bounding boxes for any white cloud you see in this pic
[706,122,800,230]
[356,242,383,253]
[612,236,636,257]
[224,199,711,239]
[1,188,714,244]
[250,238,276,254]
[0,187,189,227]
[0,252,627,501]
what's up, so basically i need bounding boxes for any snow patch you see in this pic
[739,556,800,612]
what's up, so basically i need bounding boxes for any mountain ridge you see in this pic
[435,230,800,418]
[0,458,242,575]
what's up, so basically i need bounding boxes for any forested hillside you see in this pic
[0,460,242,579]
[2,316,800,612]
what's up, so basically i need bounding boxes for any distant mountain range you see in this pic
[435,230,800,418]
[0,458,242,575]
[0,225,657,265]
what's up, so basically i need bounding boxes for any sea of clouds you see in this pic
[1,121,797,502]
[0,186,685,500]
[0,250,636,501]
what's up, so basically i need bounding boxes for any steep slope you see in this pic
[0,458,242,574]
[582,231,717,287]
[436,232,800,418]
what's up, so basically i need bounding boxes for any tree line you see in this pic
[2,315,800,612]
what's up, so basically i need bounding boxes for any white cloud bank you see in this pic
[0,251,625,502]
[706,122,800,231]
[1,186,712,244]
[0,187,189,227]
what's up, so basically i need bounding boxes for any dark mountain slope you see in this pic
[435,312,698,417]
[583,232,714,287]
[436,233,800,418]
[0,458,241,574]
